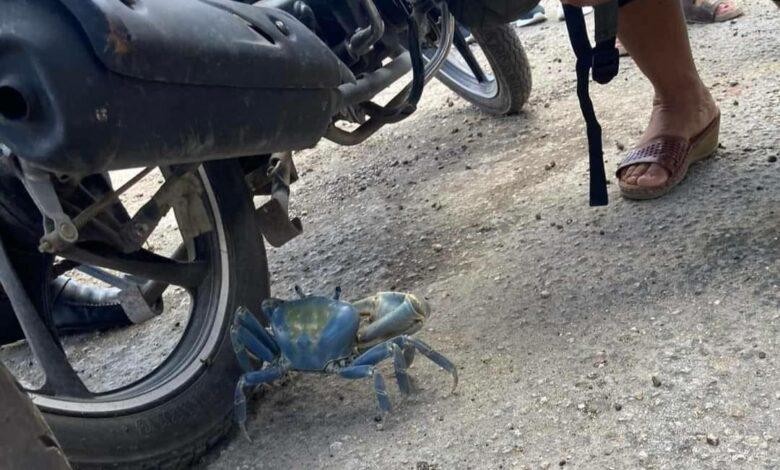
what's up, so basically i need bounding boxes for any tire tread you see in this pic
[438,23,532,115]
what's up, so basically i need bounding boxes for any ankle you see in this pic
[643,87,718,141]
[653,81,714,110]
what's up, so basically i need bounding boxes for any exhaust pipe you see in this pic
[0,0,346,175]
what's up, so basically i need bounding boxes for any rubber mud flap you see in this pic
[444,0,540,28]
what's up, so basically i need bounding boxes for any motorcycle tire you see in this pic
[445,0,539,28]
[7,159,269,469]
[437,23,532,115]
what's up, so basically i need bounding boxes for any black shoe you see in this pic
[1,276,137,345]
[49,276,134,335]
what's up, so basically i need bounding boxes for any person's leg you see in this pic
[616,0,719,190]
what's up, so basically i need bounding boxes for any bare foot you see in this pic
[714,1,738,17]
[684,0,744,22]
[619,88,719,189]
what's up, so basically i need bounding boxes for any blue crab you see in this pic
[230,287,457,437]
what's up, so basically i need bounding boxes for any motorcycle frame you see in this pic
[0,0,457,413]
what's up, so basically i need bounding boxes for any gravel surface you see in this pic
[3,1,777,468]
[207,2,778,468]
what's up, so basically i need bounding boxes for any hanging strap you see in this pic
[593,3,620,84]
[562,3,620,207]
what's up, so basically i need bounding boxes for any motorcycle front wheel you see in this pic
[0,159,268,469]
[433,23,532,115]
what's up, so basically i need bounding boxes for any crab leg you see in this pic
[352,341,414,395]
[235,366,287,441]
[236,307,280,355]
[260,298,284,323]
[231,307,279,372]
[400,342,416,367]
[339,365,392,414]
[391,336,458,392]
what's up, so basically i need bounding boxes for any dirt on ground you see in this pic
[4,1,777,469]
[205,1,779,468]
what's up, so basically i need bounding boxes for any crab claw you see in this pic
[354,292,430,348]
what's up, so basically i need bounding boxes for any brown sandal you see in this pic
[617,112,720,200]
[683,0,744,23]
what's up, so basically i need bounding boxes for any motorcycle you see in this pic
[0,0,533,466]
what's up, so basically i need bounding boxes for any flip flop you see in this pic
[617,112,720,200]
[682,0,744,23]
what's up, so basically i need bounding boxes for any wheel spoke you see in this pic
[139,243,190,304]
[0,239,90,397]
[452,28,488,83]
[61,243,208,289]
[28,328,92,398]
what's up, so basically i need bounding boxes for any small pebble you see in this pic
[706,434,720,446]
[540,290,551,299]
[768,155,777,163]
[651,375,662,387]
[432,243,443,252]
[758,351,767,359]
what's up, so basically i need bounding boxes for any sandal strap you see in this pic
[616,135,690,177]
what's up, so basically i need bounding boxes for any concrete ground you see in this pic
[2,1,775,469]
[206,1,778,468]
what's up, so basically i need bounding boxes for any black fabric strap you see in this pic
[593,3,620,84]
[562,4,620,207]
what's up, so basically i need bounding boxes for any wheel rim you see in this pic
[1,166,230,415]
[428,25,499,100]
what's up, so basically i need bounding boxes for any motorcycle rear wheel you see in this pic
[435,23,532,115]
[1,159,268,469]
